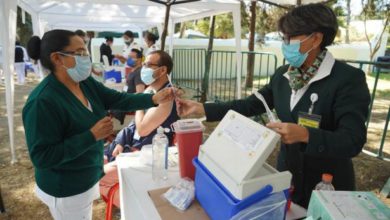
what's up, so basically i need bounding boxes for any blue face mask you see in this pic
[60,53,92,82]
[127,58,135,67]
[141,67,158,85]
[282,34,313,68]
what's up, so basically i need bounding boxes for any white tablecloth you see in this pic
[117,151,180,220]
[117,150,306,220]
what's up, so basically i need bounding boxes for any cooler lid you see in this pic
[172,119,204,134]
[198,110,281,186]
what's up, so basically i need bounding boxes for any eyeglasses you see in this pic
[142,62,160,68]
[280,33,313,45]
[58,50,90,57]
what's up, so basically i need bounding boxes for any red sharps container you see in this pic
[172,119,204,180]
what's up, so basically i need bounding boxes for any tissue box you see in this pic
[307,191,390,220]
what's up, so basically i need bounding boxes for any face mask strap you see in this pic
[57,52,76,70]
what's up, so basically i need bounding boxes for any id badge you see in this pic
[298,112,321,129]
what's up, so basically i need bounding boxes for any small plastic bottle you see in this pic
[152,127,169,182]
[315,173,335,191]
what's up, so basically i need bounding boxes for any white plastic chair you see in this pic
[102,55,110,68]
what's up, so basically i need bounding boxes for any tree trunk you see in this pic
[245,1,256,88]
[160,4,171,51]
[345,0,351,44]
[201,16,216,103]
[179,22,186,38]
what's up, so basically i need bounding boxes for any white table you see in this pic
[117,150,306,220]
[117,150,181,220]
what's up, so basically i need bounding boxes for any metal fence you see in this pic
[171,49,389,160]
[172,48,206,100]
[341,59,390,161]
[172,49,277,102]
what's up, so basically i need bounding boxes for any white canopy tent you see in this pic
[0,0,242,163]
[1,0,325,163]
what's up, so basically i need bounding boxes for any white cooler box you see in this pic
[198,110,292,200]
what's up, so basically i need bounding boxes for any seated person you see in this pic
[110,49,146,124]
[100,36,114,65]
[100,51,180,207]
[126,49,146,93]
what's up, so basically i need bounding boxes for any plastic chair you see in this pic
[101,183,119,220]
[102,55,110,68]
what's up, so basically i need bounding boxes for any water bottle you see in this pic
[152,127,169,181]
[315,173,335,191]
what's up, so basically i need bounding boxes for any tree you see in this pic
[16,7,33,47]
[245,0,257,88]
[361,0,389,63]
[240,0,250,39]
[345,0,351,43]
[194,1,249,39]
[255,3,286,45]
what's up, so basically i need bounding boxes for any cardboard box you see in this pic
[148,187,210,220]
[307,191,390,220]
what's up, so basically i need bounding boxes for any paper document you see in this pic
[222,117,269,152]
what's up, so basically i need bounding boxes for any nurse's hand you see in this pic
[152,87,176,105]
[176,98,205,117]
[90,117,114,141]
[266,122,309,144]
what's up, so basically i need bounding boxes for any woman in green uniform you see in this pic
[23,30,174,219]
[177,3,370,208]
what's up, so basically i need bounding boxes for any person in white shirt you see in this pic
[14,41,29,85]
[115,30,141,64]
[143,31,159,55]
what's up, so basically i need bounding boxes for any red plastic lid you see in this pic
[172,119,204,134]
[322,173,333,182]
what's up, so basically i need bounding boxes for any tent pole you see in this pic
[0,0,18,164]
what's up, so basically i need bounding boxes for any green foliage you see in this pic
[360,0,390,20]
[193,13,235,39]
[240,1,250,38]
[16,7,33,47]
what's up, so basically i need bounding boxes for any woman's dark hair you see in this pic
[144,32,159,44]
[149,50,173,74]
[124,30,134,38]
[27,29,76,72]
[105,36,113,42]
[75,29,86,37]
[278,3,338,49]
[131,49,143,59]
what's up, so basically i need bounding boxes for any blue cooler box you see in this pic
[193,158,288,220]
[104,69,122,83]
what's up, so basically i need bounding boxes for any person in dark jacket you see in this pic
[100,36,114,65]
[176,3,370,208]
